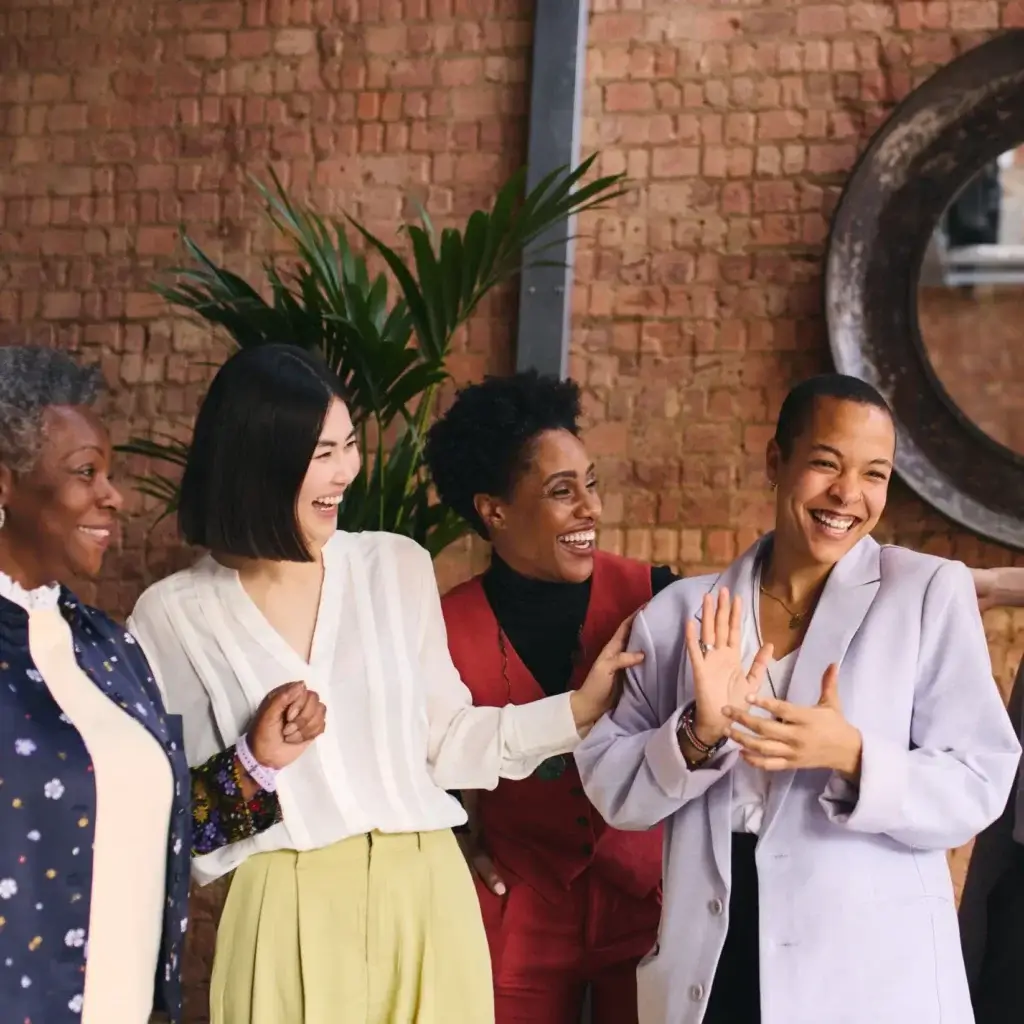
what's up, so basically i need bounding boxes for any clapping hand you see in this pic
[722,664,863,780]
[247,681,327,771]
[684,589,773,746]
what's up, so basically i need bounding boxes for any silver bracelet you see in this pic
[235,732,279,793]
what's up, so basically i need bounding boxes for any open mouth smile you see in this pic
[558,529,596,553]
[313,493,344,513]
[808,509,860,538]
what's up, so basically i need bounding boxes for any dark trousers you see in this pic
[972,846,1024,1024]
[704,833,761,1024]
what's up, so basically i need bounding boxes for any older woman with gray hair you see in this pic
[0,345,324,1024]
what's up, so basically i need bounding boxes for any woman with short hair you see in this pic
[0,346,306,1024]
[577,373,1021,1024]
[127,344,638,1024]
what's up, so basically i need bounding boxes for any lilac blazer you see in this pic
[576,535,1021,1024]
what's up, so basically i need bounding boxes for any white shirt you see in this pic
[730,564,798,835]
[127,531,581,884]
[730,649,797,834]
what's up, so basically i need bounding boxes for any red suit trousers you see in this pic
[474,866,661,1024]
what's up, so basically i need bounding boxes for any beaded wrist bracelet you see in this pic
[235,733,280,794]
[679,701,727,764]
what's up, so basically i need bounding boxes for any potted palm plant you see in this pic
[122,156,625,557]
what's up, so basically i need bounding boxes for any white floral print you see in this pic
[68,993,83,1012]
[0,878,17,899]
[14,738,36,755]
[64,928,85,948]
[43,778,64,799]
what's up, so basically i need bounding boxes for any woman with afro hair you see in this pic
[425,371,677,1024]
[425,369,1024,1024]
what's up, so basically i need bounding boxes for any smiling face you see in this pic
[767,396,895,569]
[0,405,124,589]
[475,428,602,583]
[293,397,361,552]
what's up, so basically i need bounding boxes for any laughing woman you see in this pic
[576,373,1021,1024]
[126,345,639,1024]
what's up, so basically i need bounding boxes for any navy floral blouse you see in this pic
[0,588,280,1023]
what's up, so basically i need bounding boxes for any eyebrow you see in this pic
[811,443,892,468]
[316,430,356,448]
[542,463,596,487]
[64,445,104,460]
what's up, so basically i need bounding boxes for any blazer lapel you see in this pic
[758,535,881,845]
[687,537,771,885]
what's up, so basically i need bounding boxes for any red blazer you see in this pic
[442,551,664,903]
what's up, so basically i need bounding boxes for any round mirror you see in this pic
[917,146,1024,458]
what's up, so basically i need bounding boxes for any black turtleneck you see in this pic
[481,555,680,697]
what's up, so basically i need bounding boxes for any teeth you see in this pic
[559,530,595,545]
[78,527,110,537]
[314,494,344,507]
[810,511,855,532]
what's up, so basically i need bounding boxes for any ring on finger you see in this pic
[698,640,714,656]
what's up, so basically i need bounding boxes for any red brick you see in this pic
[605,82,654,113]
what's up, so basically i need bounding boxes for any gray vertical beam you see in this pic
[515,0,589,380]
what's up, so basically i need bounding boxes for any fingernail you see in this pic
[745,694,756,703]
[722,705,733,716]
[495,883,507,895]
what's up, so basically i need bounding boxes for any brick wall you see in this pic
[3,1,1024,1019]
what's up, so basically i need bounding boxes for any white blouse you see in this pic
[127,530,581,884]
[728,562,798,835]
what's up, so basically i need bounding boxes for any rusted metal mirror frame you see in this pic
[825,29,1024,550]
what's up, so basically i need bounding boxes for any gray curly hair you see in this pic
[0,346,103,474]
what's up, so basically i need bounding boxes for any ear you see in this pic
[765,437,781,489]
[472,494,506,535]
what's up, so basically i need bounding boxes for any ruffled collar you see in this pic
[0,570,61,612]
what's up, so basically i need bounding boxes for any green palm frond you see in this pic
[119,156,627,556]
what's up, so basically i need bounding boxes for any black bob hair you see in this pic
[425,370,582,537]
[178,344,348,562]
[774,373,894,458]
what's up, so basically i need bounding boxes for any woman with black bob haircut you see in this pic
[128,344,638,1024]
[0,346,298,1024]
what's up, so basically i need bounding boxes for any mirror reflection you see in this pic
[918,145,1024,456]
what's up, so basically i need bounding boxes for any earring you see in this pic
[769,481,777,491]
[0,505,6,530]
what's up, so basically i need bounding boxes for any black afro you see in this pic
[425,370,582,536]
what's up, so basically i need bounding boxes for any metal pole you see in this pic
[514,0,590,379]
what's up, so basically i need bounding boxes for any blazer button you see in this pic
[708,897,724,916]
[581,842,593,855]
[689,984,705,1002]
[576,815,589,827]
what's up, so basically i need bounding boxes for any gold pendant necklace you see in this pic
[759,585,808,630]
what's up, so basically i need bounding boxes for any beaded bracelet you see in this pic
[235,732,280,794]
[679,701,727,763]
